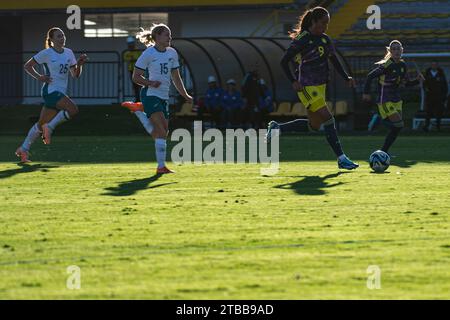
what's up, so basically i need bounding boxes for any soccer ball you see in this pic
[369,150,390,173]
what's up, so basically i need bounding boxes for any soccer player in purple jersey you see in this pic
[363,40,424,154]
[266,7,358,170]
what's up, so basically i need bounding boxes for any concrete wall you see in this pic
[21,10,297,52]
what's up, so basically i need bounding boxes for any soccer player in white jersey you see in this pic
[123,24,192,174]
[16,27,88,162]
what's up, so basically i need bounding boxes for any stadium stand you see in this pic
[269,102,293,121]
[290,102,308,117]
[330,0,450,51]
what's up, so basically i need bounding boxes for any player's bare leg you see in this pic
[42,96,78,145]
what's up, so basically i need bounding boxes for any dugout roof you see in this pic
[171,37,355,104]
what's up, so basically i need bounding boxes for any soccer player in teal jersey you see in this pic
[266,7,358,170]
[363,40,424,154]
[17,27,88,162]
[123,24,193,174]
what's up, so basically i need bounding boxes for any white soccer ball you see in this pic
[369,150,390,173]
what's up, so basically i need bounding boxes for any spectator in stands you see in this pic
[423,61,448,132]
[205,76,223,128]
[123,36,142,102]
[257,78,273,129]
[241,69,260,129]
[222,79,243,128]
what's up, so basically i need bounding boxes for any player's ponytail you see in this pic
[45,27,60,49]
[290,7,329,40]
[136,24,170,47]
[136,28,153,46]
[300,10,313,32]
[376,40,403,65]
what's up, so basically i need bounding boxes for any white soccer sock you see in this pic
[21,123,42,151]
[155,138,167,168]
[47,110,70,131]
[135,111,153,135]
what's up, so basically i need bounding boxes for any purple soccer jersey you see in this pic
[280,30,349,87]
[364,58,419,104]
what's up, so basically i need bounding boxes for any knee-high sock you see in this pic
[135,111,153,135]
[368,113,380,131]
[21,123,42,152]
[278,118,309,132]
[382,126,402,152]
[323,118,344,157]
[47,110,70,131]
[155,138,167,168]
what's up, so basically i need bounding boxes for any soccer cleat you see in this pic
[41,124,53,145]
[265,120,280,143]
[15,147,31,163]
[156,166,175,174]
[121,101,144,113]
[338,156,359,170]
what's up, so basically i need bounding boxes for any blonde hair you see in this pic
[136,24,170,47]
[376,40,403,65]
[45,27,62,49]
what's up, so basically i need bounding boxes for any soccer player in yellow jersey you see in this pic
[363,40,424,154]
[267,7,358,170]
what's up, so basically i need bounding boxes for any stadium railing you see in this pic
[0,51,121,103]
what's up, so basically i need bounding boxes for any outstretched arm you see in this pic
[404,70,422,87]
[70,54,88,79]
[171,68,193,103]
[364,65,385,94]
[329,55,350,81]
[327,38,354,86]
[362,65,386,101]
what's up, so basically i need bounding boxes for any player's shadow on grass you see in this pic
[393,159,418,169]
[389,159,434,169]
[0,163,59,180]
[102,174,177,196]
[274,172,350,196]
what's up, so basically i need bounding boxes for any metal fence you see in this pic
[0,38,357,107]
[0,51,121,102]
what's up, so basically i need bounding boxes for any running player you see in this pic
[122,24,192,174]
[363,40,424,154]
[17,27,87,162]
[266,7,358,170]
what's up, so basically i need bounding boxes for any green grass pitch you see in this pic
[0,134,449,299]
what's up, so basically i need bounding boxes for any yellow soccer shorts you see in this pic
[297,84,327,113]
[378,101,403,119]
